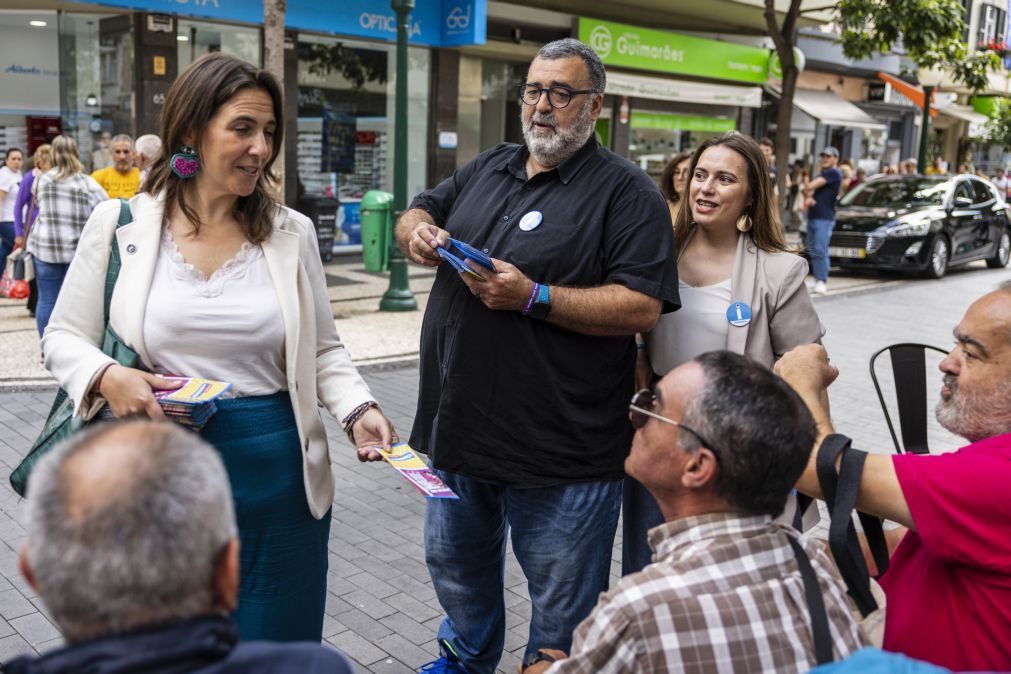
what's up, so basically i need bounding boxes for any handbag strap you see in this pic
[787,535,834,665]
[103,199,132,324]
[815,433,888,618]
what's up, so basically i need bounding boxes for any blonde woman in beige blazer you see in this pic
[625,132,824,575]
[41,54,394,643]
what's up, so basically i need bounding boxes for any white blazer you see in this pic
[42,193,376,519]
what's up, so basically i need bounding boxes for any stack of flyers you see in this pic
[378,443,459,499]
[98,376,232,429]
[436,238,496,280]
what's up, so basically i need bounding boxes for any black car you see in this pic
[828,174,1011,278]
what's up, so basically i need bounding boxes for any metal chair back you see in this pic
[869,343,948,454]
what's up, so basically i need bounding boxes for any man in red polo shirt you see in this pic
[776,282,1011,672]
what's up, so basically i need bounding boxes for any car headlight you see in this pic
[874,214,933,238]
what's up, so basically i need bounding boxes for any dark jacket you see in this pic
[0,615,353,674]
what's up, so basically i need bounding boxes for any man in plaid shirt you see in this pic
[523,351,865,674]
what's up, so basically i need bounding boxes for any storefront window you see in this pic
[177,19,261,71]
[59,12,134,172]
[0,11,60,154]
[479,60,525,152]
[296,35,429,251]
[628,109,735,180]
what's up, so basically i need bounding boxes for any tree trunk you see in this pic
[263,0,287,202]
[765,0,802,228]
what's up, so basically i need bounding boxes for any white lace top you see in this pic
[142,228,287,397]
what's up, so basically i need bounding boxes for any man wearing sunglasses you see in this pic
[394,38,678,674]
[526,351,865,673]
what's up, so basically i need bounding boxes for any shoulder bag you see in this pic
[10,199,140,497]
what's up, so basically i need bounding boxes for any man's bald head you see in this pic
[24,421,236,642]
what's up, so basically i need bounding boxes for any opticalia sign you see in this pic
[578,17,769,84]
[80,0,485,47]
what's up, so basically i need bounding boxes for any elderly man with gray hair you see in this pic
[134,133,162,187]
[4,421,353,674]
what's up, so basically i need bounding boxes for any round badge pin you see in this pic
[726,302,752,327]
[519,211,543,231]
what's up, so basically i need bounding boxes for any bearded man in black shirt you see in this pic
[395,38,679,674]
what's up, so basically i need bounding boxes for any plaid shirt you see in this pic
[26,170,108,264]
[548,513,866,674]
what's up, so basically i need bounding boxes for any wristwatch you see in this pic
[522,650,558,671]
[529,283,551,320]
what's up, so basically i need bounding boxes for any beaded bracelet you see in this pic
[342,401,380,443]
[522,282,540,316]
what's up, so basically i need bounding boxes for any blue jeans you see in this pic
[33,258,70,338]
[807,217,836,282]
[621,475,664,576]
[0,221,13,273]
[425,470,622,674]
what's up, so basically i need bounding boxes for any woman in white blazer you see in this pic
[42,53,394,642]
[625,132,825,574]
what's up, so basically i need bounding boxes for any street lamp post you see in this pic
[380,0,418,312]
[916,85,935,175]
[916,68,946,175]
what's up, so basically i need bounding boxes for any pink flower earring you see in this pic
[170,145,199,179]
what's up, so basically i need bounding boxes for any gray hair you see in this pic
[679,351,816,517]
[25,421,236,643]
[110,133,134,148]
[135,134,162,160]
[535,38,606,95]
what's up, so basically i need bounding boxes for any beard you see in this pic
[521,97,596,169]
[935,373,1011,442]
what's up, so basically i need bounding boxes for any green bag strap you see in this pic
[103,198,132,324]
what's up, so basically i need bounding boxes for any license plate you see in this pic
[829,246,866,259]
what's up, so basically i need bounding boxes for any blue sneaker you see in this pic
[418,639,468,673]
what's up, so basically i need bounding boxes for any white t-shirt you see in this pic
[143,229,287,397]
[645,277,732,376]
[0,166,22,222]
[994,175,1009,199]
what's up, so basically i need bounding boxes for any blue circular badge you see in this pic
[519,211,543,231]
[726,302,752,327]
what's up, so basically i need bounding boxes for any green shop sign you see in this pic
[631,112,736,133]
[578,17,770,84]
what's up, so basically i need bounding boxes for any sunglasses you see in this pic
[629,388,721,462]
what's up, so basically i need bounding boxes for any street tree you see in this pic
[764,0,999,207]
[263,0,286,199]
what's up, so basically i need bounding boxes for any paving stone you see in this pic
[0,590,36,621]
[327,630,388,667]
[379,612,431,646]
[10,612,60,646]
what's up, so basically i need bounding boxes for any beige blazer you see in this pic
[42,193,375,519]
[648,231,824,371]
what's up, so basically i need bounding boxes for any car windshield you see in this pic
[840,180,947,208]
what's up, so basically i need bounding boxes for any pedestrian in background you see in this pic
[90,134,141,198]
[25,135,107,337]
[396,38,678,673]
[13,143,53,316]
[803,147,843,295]
[900,158,918,174]
[134,133,162,189]
[658,149,692,223]
[0,147,24,272]
[628,132,824,574]
[994,167,1009,199]
[41,53,395,644]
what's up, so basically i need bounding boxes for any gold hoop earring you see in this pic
[736,213,753,232]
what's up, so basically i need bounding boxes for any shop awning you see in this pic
[936,104,989,125]
[785,88,887,130]
[606,71,763,108]
[877,72,937,116]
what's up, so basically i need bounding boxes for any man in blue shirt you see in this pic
[804,147,843,295]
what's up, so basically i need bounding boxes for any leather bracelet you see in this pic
[92,363,115,396]
[343,401,380,443]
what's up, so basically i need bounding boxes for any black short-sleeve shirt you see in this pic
[408,136,679,486]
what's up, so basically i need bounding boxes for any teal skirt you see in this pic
[200,392,330,642]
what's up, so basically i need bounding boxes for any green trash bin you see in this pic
[361,190,394,273]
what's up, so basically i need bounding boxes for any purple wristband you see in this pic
[522,283,540,316]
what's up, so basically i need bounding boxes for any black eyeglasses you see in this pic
[517,83,598,109]
[629,389,721,462]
